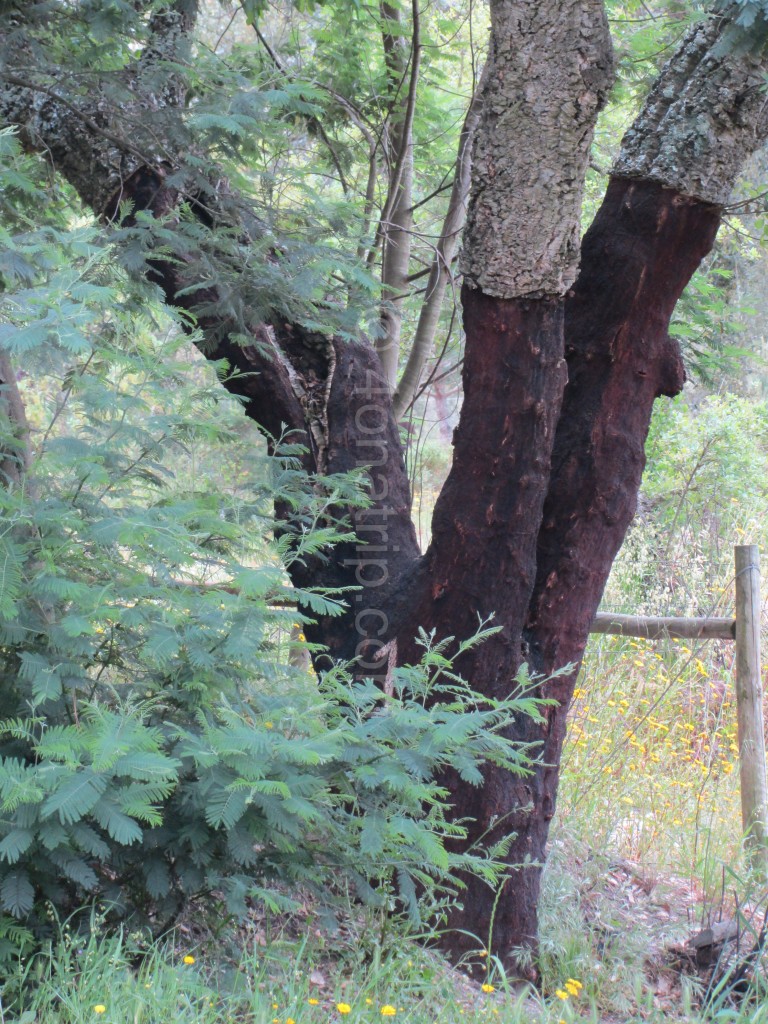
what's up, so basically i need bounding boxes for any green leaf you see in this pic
[143,626,181,666]
[143,859,171,899]
[0,871,34,917]
[0,829,34,865]
[205,787,248,830]
[41,770,107,825]
[112,751,180,781]
[0,537,23,620]
[91,797,143,846]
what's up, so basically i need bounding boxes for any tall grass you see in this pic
[1,919,598,1024]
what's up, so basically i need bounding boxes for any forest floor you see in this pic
[171,840,747,1024]
[5,823,764,1023]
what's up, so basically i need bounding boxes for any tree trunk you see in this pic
[388,0,614,969]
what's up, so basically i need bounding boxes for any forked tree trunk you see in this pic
[381,0,615,966]
[435,178,722,968]
[4,0,768,976]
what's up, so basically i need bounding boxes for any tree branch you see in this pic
[373,0,422,387]
[392,66,485,419]
[252,23,351,195]
[0,350,33,489]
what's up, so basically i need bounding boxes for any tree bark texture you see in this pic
[614,13,768,204]
[461,0,613,297]
[3,0,768,976]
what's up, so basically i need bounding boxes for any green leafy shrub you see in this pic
[0,128,542,968]
[0,623,539,954]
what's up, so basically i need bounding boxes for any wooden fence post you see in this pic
[734,544,768,877]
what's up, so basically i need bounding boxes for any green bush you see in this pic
[0,618,539,961]
[0,128,542,967]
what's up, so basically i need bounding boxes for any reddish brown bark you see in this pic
[396,180,723,972]
[405,288,566,668]
[490,177,720,968]
[530,178,721,669]
[395,288,567,969]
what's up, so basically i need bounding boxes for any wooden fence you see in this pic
[589,544,768,877]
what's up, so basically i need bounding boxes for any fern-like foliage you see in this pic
[0,127,542,969]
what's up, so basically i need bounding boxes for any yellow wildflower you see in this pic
[308,998,320,1005]
[337,1004,352,1015]
[555,989,569,1000]
[381,1007,397,1016]
[265,721,274,729]
[94,1008,107,1016]
[481,984,495,993]
[183,955,195,965]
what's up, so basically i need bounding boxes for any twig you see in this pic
[366,0,422,271]
[252,25,350,194]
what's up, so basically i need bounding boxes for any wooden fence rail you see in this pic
[589,544,768,878]
[591,613,735,640]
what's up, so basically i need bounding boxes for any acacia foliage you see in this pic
[0,129,542,962]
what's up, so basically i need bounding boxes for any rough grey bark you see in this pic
[461,0,614,298]
[614,11,768,203]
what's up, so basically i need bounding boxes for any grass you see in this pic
[0,902,748,1024]
[0,919,590,1024]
